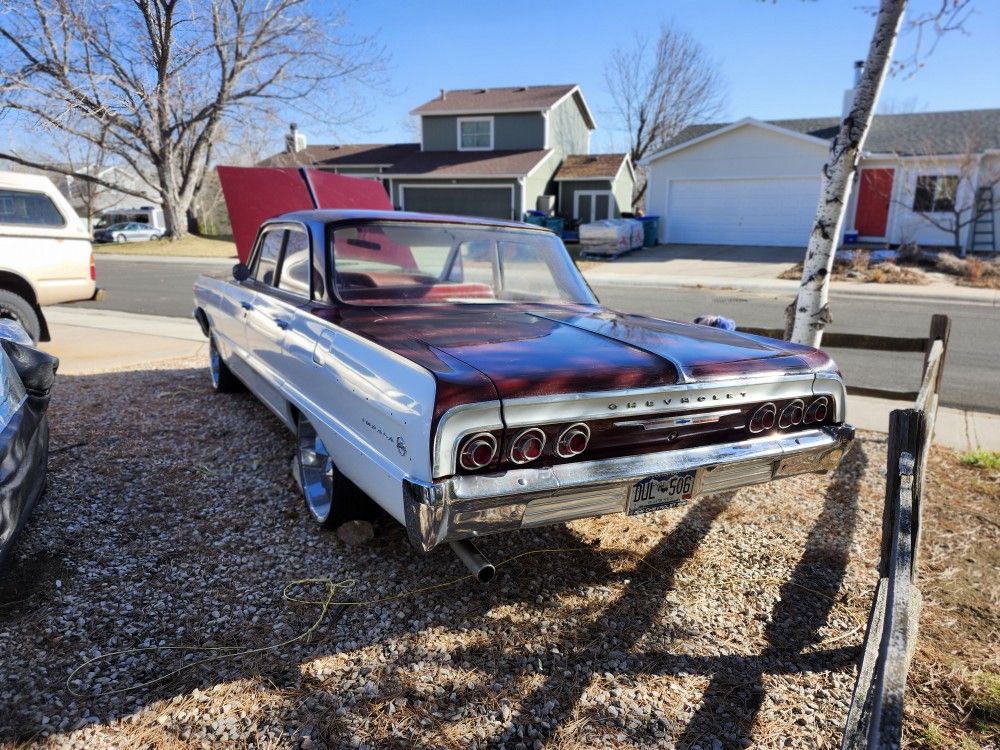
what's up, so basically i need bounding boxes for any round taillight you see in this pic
[748,403,776,434]
[803,397,829,424]
[779,399,805,429]
[556,423,590,458]
[459,433,497,471]
[509,428,546,465]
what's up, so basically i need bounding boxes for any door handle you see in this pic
[273,318,289,330]
[240,301,253,311]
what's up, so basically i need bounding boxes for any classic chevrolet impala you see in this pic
[193,210,853,577]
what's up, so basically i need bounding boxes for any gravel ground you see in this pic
[0,355,892,749]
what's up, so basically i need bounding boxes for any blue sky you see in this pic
[301,0,1000,153]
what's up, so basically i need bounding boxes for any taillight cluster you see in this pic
[458,422,591,473]
[748,396,829,434]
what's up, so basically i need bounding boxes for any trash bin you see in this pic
[638,216,659,247]
[544,217,564,235]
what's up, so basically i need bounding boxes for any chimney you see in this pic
[841,60,864,119]
[440,88,446,101]
[284,122,307,153]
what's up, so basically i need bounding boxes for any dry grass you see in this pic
[93,234,237,258]
[906,449,1000,749]
[958,256,1000,289]
[779,257,929,285]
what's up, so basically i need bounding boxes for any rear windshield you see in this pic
[329,222,596,306]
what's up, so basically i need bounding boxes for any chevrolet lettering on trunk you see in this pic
[193,205,854,572]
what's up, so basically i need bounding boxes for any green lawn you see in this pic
[93,234,237,258]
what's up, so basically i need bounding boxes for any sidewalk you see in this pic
[40,307,205,374]
[37,307,999,452]
[846,395,999,453]
[580,246,1000,305]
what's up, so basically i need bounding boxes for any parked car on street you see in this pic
[93,222,163,243]
[0,171,103,342]
[0,320,57,568]
[193,210,854,579]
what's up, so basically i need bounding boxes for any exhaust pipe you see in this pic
[449,539,496,583]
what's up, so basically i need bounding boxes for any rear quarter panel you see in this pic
[282,310,437,524]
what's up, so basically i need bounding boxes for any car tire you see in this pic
[295,414,375,529]
[209,336,242,393]
[115,234,126,243]
[0,290,41,343]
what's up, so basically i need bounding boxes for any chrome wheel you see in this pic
[297,417,335,524]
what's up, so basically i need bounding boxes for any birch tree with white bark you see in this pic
[0,0,383,239]
[789,0,975,346]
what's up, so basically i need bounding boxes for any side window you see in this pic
[0,189,66,227]
[253,230,284,285]
[278,229,311,297]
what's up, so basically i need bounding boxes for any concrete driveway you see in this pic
[587,243,803,281]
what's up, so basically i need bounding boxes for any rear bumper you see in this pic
[403,424,855,552]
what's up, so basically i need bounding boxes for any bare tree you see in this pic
[605,23,726,209]
[789,0,974,346]
[0,0,383,239]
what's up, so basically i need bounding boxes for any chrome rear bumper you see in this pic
[403,424,855,552]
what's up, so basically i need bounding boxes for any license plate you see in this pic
[627,471,697,515]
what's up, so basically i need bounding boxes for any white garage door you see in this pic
[665,177,820,246]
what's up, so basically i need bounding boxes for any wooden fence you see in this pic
[738,314,951,403]
[833,315,950,749]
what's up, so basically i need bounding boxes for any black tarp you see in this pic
[0,327,57,568]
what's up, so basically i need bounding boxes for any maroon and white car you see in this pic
[193,210,853,580]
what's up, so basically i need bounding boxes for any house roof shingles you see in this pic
[554,153,628,180]
[387,149,551,177]
[411,85,577,116]
[661,109,1000,157]
[258,143,420,168]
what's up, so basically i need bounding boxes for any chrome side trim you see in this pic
[433,400,503,477]
[405,424,855,552]
[813,374,847,422]
[500,373,817,428]
[614,408,741,430]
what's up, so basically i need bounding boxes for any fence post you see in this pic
[879,410,925,578]
[924,314,950,397]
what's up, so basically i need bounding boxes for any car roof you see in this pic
[269,209,551,233]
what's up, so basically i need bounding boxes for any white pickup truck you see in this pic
[0,171,103,341]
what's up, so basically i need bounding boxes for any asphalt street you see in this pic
[73,257,1000,414]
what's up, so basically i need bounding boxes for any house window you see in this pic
[458,118,493,151]
[912,175,958,213]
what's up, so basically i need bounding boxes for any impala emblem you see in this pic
[396,437,407,457]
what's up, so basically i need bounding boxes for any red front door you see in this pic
[855,168,894,237]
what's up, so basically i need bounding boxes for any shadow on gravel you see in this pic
[675,441,866,747]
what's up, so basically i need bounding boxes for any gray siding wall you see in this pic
[559,179,618,219]
[523,153,560,215]
[392,178,520,220]
[612,166,636,214]
[421,113,546,151]
[547,94,591,157]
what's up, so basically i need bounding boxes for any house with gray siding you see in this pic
[259,85,631,224]
[554,153,636,222]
